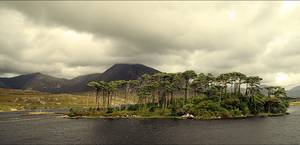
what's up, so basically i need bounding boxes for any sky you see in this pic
[0,1,300,89]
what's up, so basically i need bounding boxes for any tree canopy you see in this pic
[84,71,289,118]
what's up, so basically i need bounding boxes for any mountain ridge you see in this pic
[0,63,160,93]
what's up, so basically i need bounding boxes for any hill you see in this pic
[100,63,159,81]
[287,86,300,98]
[0,64,160,93]
[0,80,8,88]
[0,73,67,93]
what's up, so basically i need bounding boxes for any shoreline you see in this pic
[65,112,289,120]
[0,109,289,121]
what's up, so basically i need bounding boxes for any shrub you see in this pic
[68,108,87,117]
[171,106,177,116]
[147,103,158,112]
[248,95,265,114]
[218,109,232,118]
[190,96,206,104]
[183,103,194,114]
[106,107,114,114]
[240,102,250,115]
[176,108,186,116]
[149,106,156,112]
[221,97,241,110]
[127,104,139,111]
[264,97,287,114]
[195,100,223,112]
[232,109,242,116]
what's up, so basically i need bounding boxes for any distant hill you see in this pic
[0,64,160,93]
[287,86,300,98]
[0,73,67,93]
[259,85,300,98]
[100,63,159,81]
[260,85,296,97]
[260,84,269,96]
[0,80,8,88]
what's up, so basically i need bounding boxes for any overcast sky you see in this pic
[0,1,300,88]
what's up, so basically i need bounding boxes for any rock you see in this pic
[181,113,194,119]
[28,112,54,115]
[60,115,69,118]
[10,108,18,111]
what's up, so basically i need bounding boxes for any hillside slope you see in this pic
[62,73,102,92]
[287,86,300,98]
[0,64,160,93]
[0,73,67,93]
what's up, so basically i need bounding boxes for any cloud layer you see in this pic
[1,1,300,88]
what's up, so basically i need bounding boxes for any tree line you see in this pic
[87,71,288,115]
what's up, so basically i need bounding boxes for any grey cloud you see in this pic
[1,1,300,87]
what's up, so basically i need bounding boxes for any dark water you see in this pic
[0,107,300,144]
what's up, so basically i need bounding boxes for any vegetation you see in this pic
[0,88,128,112]
[289,101,300,106]
[71,71,289,119]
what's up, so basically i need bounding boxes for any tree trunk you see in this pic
[185,80,188,101]
[96,90,100,109]
[95,91,98,109]
[231,83,233,94]
[170,91,174,106]
[238,81,241,96]
[102,92,105,108]
[125,88,128,103]
[107,92,110,108]
[245,84,248,97]
[224,85,227,97]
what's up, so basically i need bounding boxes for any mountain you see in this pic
[63,64,159,92]
[62,73,102,92]
[287,86,300,98]
[260,84,269,96]
[0,64,160,93]
[100,63,159,81]
[0,73,67,93]
[0,80,8,88]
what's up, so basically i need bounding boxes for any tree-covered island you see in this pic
[68,71,289,120]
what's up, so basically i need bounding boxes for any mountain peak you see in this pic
[100,63,160,81]
[30,72,44,77]
[32,72,42,75]
[111,63,146,68]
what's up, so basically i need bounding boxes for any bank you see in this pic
[66,107,288,120]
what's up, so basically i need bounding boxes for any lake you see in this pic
[0,107,300,144]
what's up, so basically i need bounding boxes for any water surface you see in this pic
[0,107,299,144]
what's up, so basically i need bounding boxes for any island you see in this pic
[68,71,289,120]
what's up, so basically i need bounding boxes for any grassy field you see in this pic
[289,101,300,106]
[0,88,132,112]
